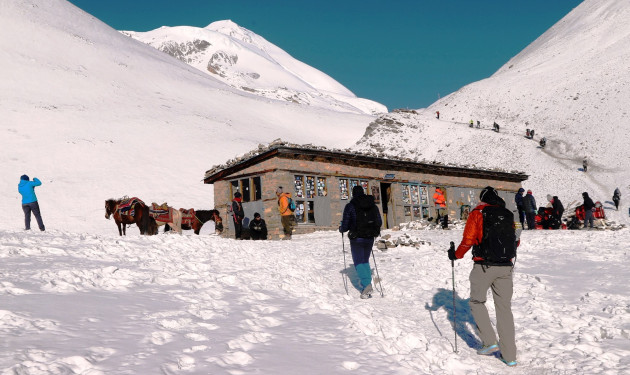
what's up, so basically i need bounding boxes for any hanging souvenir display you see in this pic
[402,184,411,204]
[420,186,429,205]
[294,175,304,198]
[360,180,368,193]
[371,185,380,203]
[410,185,420,205]
[317,177,327,196]
[339,179,349,200]
[306,176,315,198]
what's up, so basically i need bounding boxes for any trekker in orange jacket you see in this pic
[276,186,296,239]
[449,186,521,367]
[433,187,447,223]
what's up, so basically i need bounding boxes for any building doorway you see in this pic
[380,182,392,229]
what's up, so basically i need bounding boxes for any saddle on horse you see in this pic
[118,197,144,216]
[150,203,172,223]
[179,208,196,227]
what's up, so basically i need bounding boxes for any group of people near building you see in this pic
[229,186,296,240]
[514,187,620,230]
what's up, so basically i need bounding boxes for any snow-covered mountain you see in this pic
[0,0,376,232]
[123,20,386,115]
[355,0,629,222]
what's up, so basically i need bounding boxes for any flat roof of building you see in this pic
[204,144,528,184]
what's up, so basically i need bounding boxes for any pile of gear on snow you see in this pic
[204,138,524,178]
[375,233,432,250]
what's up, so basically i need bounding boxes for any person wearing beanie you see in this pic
[582,192,595,229]
[276,186,296,240]
[231,192,245,239]
[514,188,525,228]
[339,185,382,299]
[449,186,520,367]
[248,212,268,240]
[18,174,46,231]
[522,189,537,230]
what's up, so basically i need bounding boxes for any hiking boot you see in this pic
[500,356,517,367]
[476,343,499,355]
[360,284,373,299]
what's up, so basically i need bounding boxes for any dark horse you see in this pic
[165,209,223,235]
[105,198,157,236]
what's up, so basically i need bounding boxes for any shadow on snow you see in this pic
[425,288,480,351]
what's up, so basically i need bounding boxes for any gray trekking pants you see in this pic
[469,264,516,362]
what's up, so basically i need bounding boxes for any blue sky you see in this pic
[68,0,582,110]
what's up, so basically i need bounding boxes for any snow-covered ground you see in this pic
[2,227,629,374]
[2,0,630,373]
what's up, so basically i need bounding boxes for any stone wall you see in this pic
[212,156,523,239]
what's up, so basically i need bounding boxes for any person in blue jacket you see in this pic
[18,175,46,231]
[339,185,382,299]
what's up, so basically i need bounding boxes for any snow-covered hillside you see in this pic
[0,0,375,233]
[355,0,630,224]
[123,20,387,115]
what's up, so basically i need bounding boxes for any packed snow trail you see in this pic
[1,227,629,374]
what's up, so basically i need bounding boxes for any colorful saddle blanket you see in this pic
[118,197,144,216]
[150,203,172,222]
[179,208,196,227]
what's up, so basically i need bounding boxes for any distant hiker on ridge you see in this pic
[449,186,520,367]
[469,119,474,128]
[539,137,547,148]
[583,157,588,172]
[436,111,440,120]
[339,185,382,299]
[613,188,621,211]
[18,174,46,231]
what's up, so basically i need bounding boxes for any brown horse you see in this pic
[104,198,157,236]
[165,209,224,235]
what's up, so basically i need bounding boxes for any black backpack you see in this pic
[472,205,516,265]
[349,199,380,239]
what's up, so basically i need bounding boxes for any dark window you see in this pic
[241,178,251,202]
[253,176,262,201]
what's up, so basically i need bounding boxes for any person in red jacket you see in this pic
[448,186,521,367]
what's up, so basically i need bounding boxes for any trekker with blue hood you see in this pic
[339,185,382,299]
[18,175,46,231]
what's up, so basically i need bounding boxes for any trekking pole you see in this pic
[450,241,458,353]
[341,232,349,295]
[371,249,385,297]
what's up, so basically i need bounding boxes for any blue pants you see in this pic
[584,209,594,228]
[350,238,374,289]
[22,201,45,231]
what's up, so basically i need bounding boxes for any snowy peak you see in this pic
[124,20,387,115]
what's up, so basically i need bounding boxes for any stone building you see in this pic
[204,144,528,239]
